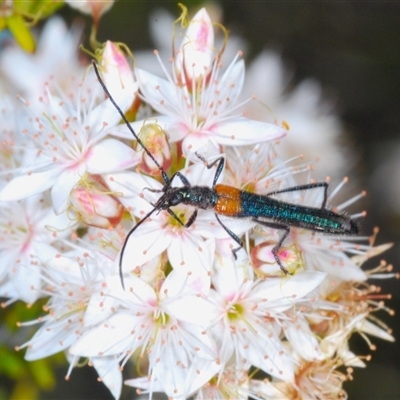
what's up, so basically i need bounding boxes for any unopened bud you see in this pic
[66,0,114,25]
[175,8,214,88]
[69,175,124,229]
[134,123,172,176]
[251,241,302,276]
[99,41,137,112]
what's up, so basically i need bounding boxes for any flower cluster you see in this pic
[0,6,395,400]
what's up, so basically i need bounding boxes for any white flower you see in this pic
[208,244,327,382]
[128,8,286,156]
[0,90,20,174]
[70,272,220,398]
[316,272,395,357]
[16,246,121,398]
[0,194,69,304]
[105,164,229,294]
[0,69,137,214]
[17,251,104,358]
[289,357,350,400]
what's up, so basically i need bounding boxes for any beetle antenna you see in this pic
[119,207,160,290]
[92,60,170,185]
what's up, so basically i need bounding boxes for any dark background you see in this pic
[23,1,400,399]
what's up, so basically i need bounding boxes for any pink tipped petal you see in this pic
[66,0,114,20]
[177,8,214,82]
[100,41,136,112]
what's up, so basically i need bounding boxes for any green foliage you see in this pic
[0,0,64,52]
[0,299,65,399]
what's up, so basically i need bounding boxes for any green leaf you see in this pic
[0,347,26,378]
[28,359,56,390]
[13,0,64,19]
[0,17,7,30]
[6,15,35,53]
[10,379,39,400]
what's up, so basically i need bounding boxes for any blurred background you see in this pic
[1,1,399,399]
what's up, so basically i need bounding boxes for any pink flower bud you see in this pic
[99,41,137,112]
[66,0,114,25]
[69,175,124,229]
[251,240,302,276]
[134,123,172,176]
[175,8,214,88]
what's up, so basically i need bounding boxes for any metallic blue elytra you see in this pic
[239,190,357,234]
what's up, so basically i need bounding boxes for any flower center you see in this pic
[227,303,244,321]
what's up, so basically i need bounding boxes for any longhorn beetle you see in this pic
[92,61,359,289]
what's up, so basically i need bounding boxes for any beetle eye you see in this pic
[170,193,182,206]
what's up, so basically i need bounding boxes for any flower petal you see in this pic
[86,138,136,173]
[120,223,171,274]
[0,168,59,201]
[177,8,214,82]
[104,171,161,213]
[164,291,218,326]
[285,316,324,361]
[211,117,286,146]
[51,168,81,214]
[218,58,245,104]
[25,317,82,360]
[91,356,122,400]
[252,271,327,312]
[136,68,177,116]
[304,249,367,282]
[100,41,137,112]
[69,312,139,357]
